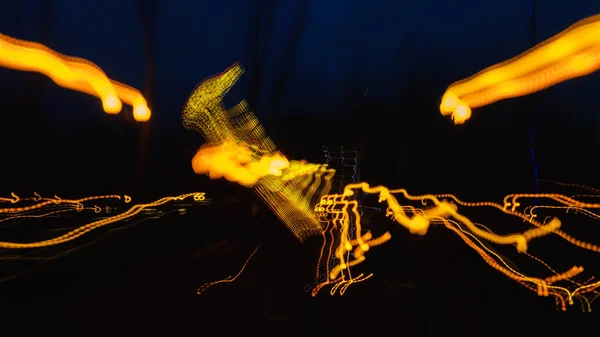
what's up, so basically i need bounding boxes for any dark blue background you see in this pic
[0,1,599,336]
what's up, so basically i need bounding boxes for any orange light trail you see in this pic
[0,192,206,249]
[311,183,600,311]
[3,12,599,312]
[0,32,150,121]
[185,61,600,311]
[440,14,600,124]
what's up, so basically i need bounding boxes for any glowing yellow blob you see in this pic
[439,92,460,115]
[103,95,122,114]
[453,103,472,124]
[191,141,290,187]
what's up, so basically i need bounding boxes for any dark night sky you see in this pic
[0,0,599,194]
[0,1,600,336]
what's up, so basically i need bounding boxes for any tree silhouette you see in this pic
[133,0,158,193]
[267,0,311,137]
[247,0,276,118]
[32,0,53,140]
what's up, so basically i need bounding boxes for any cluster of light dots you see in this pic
[190,25,600,309]
[323,146,364,238]
[2,13,600,312]
[0,33,150,121]
[440,14,600,124]
[323,146,360,194]
[312,183,600,311]
[0,32,212,263]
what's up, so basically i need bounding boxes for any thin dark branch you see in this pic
[248,0,276,114]
[267,0,311,132]
[133,0,158,193]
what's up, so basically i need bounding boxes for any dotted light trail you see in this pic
[186,61,600,311]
